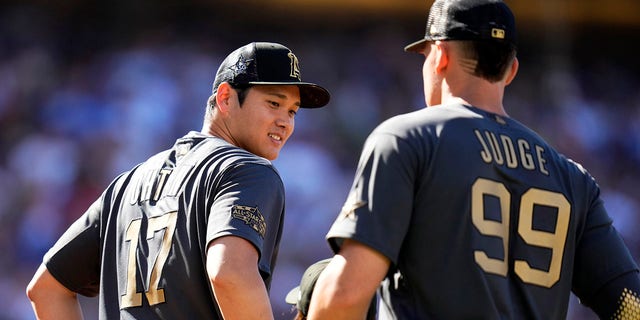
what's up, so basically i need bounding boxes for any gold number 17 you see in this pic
[120,211,178,308]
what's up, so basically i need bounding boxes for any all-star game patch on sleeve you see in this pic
[230,205,266,239]
[206,160,285,280]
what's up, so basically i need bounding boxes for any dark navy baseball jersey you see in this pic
[327,103,639,319]
[44,131,286,319]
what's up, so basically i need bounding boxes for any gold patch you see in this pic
[231,205,266,238]
[491,28,505,39]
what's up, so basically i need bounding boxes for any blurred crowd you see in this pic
[1,3,639,320]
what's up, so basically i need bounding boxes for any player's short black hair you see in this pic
[458,40,516,83]
[231,84,251,107]
[205,85,252,122]
[207,84,252,110]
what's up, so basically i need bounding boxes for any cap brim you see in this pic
[299,83,331,109]
[285,286,301,305]
[247,81,330,108]
[404,38,430,53]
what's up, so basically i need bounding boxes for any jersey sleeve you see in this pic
[327,131,418,264]
[206,162,285,278]
[43,196,103,297]
[571,178,640,312]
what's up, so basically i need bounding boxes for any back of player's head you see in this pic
[405,0,517,82]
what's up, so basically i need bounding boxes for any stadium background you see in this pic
[0,0,639,319]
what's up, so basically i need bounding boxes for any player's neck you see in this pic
[201,119,236,145]
[441,79,508,116]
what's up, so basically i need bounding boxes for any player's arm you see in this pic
[206,235,274,320]
[308,239,390,320]
[26,264,83,320]
[569,173,640,318]
[585,271,640,318]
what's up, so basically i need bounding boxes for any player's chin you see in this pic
[262,138,287,160]
[259,146,283,161]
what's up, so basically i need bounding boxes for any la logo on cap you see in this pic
[288,52,301,80]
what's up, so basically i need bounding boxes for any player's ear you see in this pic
[433,40,449,74]
[504,57,519,86]
[215,82,233,114]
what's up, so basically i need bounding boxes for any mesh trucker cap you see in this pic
[285,259,331,316]
[405,0,517,52]
[212,42,330,108]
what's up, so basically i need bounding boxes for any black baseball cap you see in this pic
[285,258,331,316]
[212,42,330,108]
[405,0,517,52]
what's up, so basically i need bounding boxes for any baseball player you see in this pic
[26,42,330,320]
[308,0,640,319]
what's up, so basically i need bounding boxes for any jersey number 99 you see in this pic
[471,178,570,288]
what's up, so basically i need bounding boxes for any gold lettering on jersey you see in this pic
[164,165,194,197]
[474,129,549,176]
[472,178,570,288]
[153,169,172,201]
[141,170,155,202]
[121,211,178,308]
[486,131,504,165]
[517,139,535,170]
[130,168,174,204]
[231,205,266,238]
[500,135,518,168]
[130,169,155,205]
[475,130,493,163]
[535,145,549,175]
